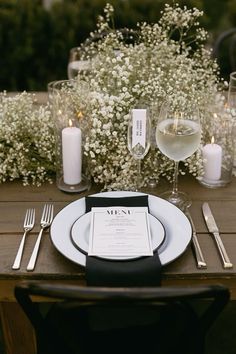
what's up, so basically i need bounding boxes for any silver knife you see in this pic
[202,202,233,269]
[186,212,207,269]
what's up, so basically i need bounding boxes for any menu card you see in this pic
[88,207,153,257]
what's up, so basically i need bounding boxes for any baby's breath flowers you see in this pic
[78,2,229,190]
[0,92,56,186]
[0,3,231,189]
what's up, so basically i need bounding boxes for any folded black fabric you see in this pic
[85,195,149,212]
[85,195,162,287]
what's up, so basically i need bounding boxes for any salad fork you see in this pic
[27,204,54,271]
[12,208,35,270]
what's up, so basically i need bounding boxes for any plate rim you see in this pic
[50,191,192,267]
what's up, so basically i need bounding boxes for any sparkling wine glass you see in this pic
[228,71,236,169]
[156,100,201,209]
[67,47,91,80]
[228,71,236,116]
[127,108,151,191]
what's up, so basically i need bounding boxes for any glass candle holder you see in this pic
[227,71,236,169]
[52,79,91,193]
[199,105,234,188]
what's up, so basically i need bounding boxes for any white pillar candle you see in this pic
[202,137,222,180]
[62,120,82,185]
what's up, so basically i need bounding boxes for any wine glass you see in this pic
[67,47,91,80]
[227,71,236,169]
[228,71,236,116]
[127,108,151,191]
[155,100,201,209]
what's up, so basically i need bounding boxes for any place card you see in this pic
[88,207,153,257]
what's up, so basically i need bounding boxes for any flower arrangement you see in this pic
[77,2,229,190]
[0,3,232,190]
[0,92,56,186]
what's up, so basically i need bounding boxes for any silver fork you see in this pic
[12,209,35,270]
[26,204,54,271]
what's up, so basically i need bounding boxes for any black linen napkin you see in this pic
[85,195,150,213]
[85,195,162,286]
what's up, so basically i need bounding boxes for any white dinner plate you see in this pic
[50,191,192,267]
[70,212,166,260]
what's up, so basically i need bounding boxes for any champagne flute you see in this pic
[156,100,201,209]
[127,108,151,191]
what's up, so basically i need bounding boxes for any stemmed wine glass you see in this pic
[227,71,236,169]
[228,71,236,116]
[155,100,201,209]
[127,108,151,191]
[67,47,91,80]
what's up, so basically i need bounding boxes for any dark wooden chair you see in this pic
[212,28,236,79]
[15,282,230,354]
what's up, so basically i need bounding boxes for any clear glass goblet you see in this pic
[127,108,151,191]
[227,71,236,169]
[228,71,236,117]
[67,47,91,80]
[155,100,201,209]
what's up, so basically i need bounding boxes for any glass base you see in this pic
[198,178,227,189]
[147,178,157,188]
[198,167,233,189]
[159,190,191,211]
[57,175,91,193]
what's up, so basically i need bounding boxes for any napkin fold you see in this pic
[85,195,150,213]
[85,195,162,287]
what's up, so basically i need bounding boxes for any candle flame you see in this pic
[68,119,73,127]
[211,136,215,144]
[77,111,83,120]
[213,113,217,119]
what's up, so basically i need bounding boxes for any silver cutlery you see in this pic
[27,204,54,271]
[12,208,36,270]
[186,212,207,269]
[202,202,233,269]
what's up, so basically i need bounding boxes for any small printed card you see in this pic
[88,207,153,257]
[131,109,147,149]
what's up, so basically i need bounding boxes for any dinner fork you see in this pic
[26,204,54,271]
[12,208,35,270]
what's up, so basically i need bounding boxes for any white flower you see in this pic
[76,2,229,191]
[1,3,230,190]
[0,92,56,185]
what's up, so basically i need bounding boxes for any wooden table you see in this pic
[0,176,236,353]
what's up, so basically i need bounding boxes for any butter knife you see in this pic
[186,212,207,269]
[202,202,233,269]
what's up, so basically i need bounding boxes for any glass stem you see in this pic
[136,159,142,191]
[172,161,179,196]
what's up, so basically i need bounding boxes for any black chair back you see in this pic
[212,28,236,78]
[15,282,230,354]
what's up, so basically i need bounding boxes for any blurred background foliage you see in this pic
[0,0,236,91]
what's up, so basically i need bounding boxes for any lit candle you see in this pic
[62,119,82,185]
[202,137,222,180]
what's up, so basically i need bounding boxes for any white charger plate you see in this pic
[50,191,192,267]
[70,212,166,260]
